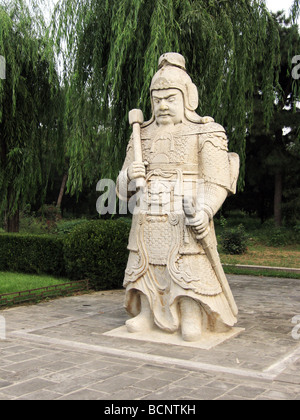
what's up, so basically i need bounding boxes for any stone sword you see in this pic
[183,197,238,316]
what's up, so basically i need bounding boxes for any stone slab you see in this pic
[1,275,300,400]
[103,325,245,350]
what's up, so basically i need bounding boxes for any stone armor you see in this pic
[117,120,239,333]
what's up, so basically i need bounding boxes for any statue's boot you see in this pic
[180,297,202,342]
[126,293,154,333]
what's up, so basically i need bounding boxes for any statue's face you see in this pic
[152,88,184,126]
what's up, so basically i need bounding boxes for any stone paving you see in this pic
[0,274,300,401]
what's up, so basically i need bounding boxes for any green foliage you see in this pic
[294,222,300,234]
[55,218,90,235]
[63,219,130,290]
[220,224,248,255]
[0,218,131,289]
[37,204,62,221]
[0,0,65,226]
[19,205,62,234]
[291,0,300,23]
[52,0,281,193]
[267,229,290,247]
[35,204,62,232]
[256,222,300,246]
[231,12,300,226]
[19,213,50,235]
[216,212,300,247]
[0,233,65,275]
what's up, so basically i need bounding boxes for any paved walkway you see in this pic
[0,274,300,401]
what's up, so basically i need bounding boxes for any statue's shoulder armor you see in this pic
[181,121,226,138]
[197,123,228,152]
[140,120,155,140]
[140,120,226,144]
[198,122,226,134]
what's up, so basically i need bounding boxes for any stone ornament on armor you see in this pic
[116,52,240,342]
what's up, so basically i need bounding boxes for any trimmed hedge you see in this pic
[0,219,131,291]
[0,234,65,276]
[63,220,130,290]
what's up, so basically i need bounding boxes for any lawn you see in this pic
[0,272,90,307]
[219,243,300,279]
[220,243,300,269]
[0,272,69,295]
[213,212,300,276]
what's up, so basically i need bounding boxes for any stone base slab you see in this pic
[103,325,245,350]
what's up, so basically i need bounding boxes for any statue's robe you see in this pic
[117,120,239,333]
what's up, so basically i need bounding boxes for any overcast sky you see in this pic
[44,1,297,12]
[42,0,299,24]
[265,0,293,13]
[265,0,299,18]
[35,0,299,31]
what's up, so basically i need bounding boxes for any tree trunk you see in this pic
[56,173,68,209]
[274,170,282,227]
[5,210,20,233]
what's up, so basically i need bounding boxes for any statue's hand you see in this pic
[127,161,146,182]
[186,210,210,238]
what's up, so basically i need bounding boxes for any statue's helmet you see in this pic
[150,52,199,112]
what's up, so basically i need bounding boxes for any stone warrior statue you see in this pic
[117,53,240,342]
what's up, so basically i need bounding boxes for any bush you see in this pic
[220,224,248,255]
[0,219,131,290]
[37,204,62,222]
[55,219,89,235]
[265,228,292,247]
[0,234,65,276]
[294,222,300,234]
[63,219,131,290]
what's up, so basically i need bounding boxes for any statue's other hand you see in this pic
[127,161,146,181]
[186,211,210,236]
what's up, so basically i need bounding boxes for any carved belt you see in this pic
[147,163,198,175]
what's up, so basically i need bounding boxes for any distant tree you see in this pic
[52,0,281,196]
[291,0,300,22]
[238,12,300,226]
[0,0,63,231]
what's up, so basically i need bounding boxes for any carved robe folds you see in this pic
[117,121,239,334]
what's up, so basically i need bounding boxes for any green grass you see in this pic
[0,272,70,295]
[219,243,300,268]
[223,265,300,279]
[0,272,89,307]
[214,212,300,277]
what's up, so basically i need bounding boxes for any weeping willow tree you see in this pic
[0,0,63,231]
[291,0,300,22]
[52,0,289,195]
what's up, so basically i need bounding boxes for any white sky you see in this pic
[265,0,299,21]
[266,0,293,13]
[39,0,299,25]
